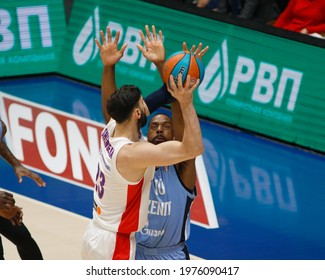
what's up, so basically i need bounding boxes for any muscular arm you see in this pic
[101,64,116,123]
[169,42,209,190]
[171,101,197,191]
[96,27,127,123]
[118,75,204,182]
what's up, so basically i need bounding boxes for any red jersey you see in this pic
[274,0,325,34]
[93,119,155,234]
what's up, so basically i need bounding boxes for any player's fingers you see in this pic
[190,45,196,53]
[169,75,176,90]
[191,77,200,91]
[152,25,157,40]
[120,43,127,56]
[100,30,106,43]
[158,30,163,41]
[139,30,147,44]
[106,27,112,43]
[30,173,46,187]
[95,38,102,49]
[184,75,191,89]
[145,25,152,41]
[137,44,146,54]
[113,30,120,45]
[177,73,183,88]
[199,46,209,57]
[194,43,202,55]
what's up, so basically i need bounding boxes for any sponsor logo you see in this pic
[73,7,99,66]
[198,40,303,122]
[0,92,218,228]
[0,93,103,189]
[0,5,53,52]
[72,7,157,83]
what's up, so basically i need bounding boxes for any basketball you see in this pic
[162,51,205,86]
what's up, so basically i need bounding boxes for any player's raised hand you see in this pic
[95,26,127,67]
[137,25,165,65]
[182,42,209,61]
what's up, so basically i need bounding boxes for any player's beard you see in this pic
[138,111,148,129]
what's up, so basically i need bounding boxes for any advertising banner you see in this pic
[59,0,325,153]
[1,0,325,153]
[0,0,66,76]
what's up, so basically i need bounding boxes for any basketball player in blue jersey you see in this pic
[134,27,208,260]
[95,24,208,260]
[135,106,197,260]
[0,119,46,259]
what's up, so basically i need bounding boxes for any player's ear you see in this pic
[134,108,141,119]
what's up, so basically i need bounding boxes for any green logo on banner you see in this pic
[198,40,303,123]
[73,7,100,65]
[0,1,65,76]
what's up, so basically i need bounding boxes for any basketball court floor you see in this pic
[2,192,89,260]
[1,75,325,260]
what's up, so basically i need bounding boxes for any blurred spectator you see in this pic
[216,0,243,15]
[216,0,281,23]
[273,0,325,37]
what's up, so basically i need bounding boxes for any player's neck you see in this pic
[114,123,140,142]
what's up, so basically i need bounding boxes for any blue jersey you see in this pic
[135,165,196,259]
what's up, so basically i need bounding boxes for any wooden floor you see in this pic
[2,191,90,260]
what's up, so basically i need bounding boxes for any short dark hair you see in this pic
[107,85,142,123]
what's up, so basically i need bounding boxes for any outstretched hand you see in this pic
[14,165,46,187]
[137,25,165,65]
[182,42,209,61]
[95,26,127,67]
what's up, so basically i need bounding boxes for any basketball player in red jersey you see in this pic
[81,26,204,260]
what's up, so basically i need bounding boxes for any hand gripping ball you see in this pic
[162,51,205,86]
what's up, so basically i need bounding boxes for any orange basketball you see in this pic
[162,51,205,86]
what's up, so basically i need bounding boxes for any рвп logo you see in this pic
[72,7,157,71]
[73,7,100,65]
[0,5,52,52]
[198,40,303,113]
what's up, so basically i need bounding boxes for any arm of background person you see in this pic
[0,121,45,187]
